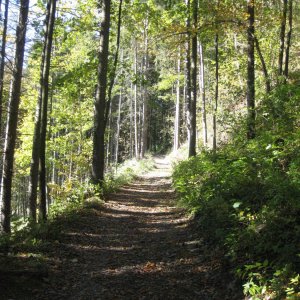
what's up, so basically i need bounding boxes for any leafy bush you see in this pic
[103,156,155,194]
[0,156,155,256]
[48,155,155,216]
[173,83,300,299]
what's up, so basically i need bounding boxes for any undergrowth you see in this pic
[48,155,154,217]
[173,83,300,299]
[0,155,154,254]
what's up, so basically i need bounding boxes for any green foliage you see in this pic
[173,83,300,299]
[45,156,154,217]
[83,197,105,210]
[0,217,63,254]
[0,155,154,256]
[103,156,155,194]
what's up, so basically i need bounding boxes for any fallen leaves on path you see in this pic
[1,157,243,299]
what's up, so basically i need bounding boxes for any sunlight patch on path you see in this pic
[139,156,173,180]
[33,155,242,300]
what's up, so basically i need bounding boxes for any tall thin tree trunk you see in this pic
[213,33,219,153]
[28,0,56,222]
[174,51,180,151]
[38,0,56,221]
[246,0,255,140]
[138,84,142,156]
[104,0,123,129]
[182,73,187,143]
[115,49,123,168]
[254,36,271,93]
[199,42,207,146]
[284,0,293,80]
[141,17,149,159]
[278,0,288,76]
[105,100,112,168]
[189,0,197,156]
[134,41,139,159]
[0,0,29,233]
[0,0,9,133]
[185,0,193,156]
[129,83,133,158]
[92,0,111,185]
[115,89,122,170]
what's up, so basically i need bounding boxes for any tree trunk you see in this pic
[213,33,219,153]
[189,0,197,156]
[199,42,207,146]
[0,0,9,133]
[246,0,255,140]
[140,17,149,159]
[104,0,123,130]
[182,72,187,143]
[254,36,271,93]
[278,0,288,76]
[284,0,293,80]
[115,89,122,170]
[92,0,111,185]
[134,41,139,159]
[174,51,180,151]
[130,83,133,159]
[105,97,112,168]
[115,49,124,169]
[28,0,56,222]
[38,0,56,221]
[185,0,193,157]
[0,0,29,233]
[138,84,142,156]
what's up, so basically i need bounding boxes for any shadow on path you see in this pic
[29,157,243,300]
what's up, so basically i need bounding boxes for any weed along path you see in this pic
[15,157,241,299]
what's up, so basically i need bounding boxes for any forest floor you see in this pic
[0,157,243,300]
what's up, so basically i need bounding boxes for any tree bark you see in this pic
[105,93,112,168]
[38,0,56,221]
[140,16,149,159]
[138,83,142,156]
[284,0,293,80]
[0,0,9,133]
[0,0,29,233]
[28,0,56,222]
[189,0,197,156]
[254,36,271,93]
[115,49,123,169]
[92,0,111,185]
[199,42,207,146]
[182,71,187,144]
[278,0,288,76]
[174,51,180,151]
[134,41,139,159]
[246,0,255,140]
[104,0,122,168]
[213,33,219,153]
[130,82,133,159]
[185,0,194,157]
[104,0,123,130]
[115,89,122,170]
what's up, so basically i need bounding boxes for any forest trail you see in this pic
[31,157,241,300]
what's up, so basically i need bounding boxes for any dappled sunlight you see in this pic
[118,187,174,194]
[94,257,208,277]
[22,158,240,299]
[137,227,168,233]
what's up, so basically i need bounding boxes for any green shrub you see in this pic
[173,83,300,299]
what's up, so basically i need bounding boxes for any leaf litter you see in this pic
[1,157,243,299]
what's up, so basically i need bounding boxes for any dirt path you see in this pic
[33,157,241,300]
